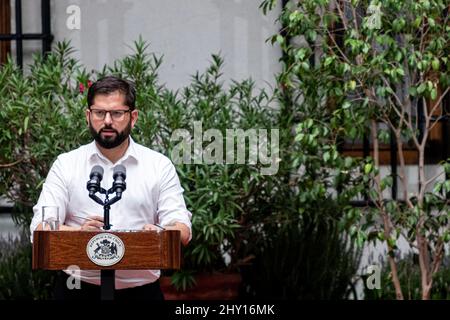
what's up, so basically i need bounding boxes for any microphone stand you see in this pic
[88,185,124,300]
[88,184,123,230]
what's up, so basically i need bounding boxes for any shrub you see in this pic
[241,199,361,300]
[363,254,450,300]
[0,230,55,300]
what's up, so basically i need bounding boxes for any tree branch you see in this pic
[427,87,450,130]
[431,238,444,276]
[371,119,404,300]
[326,28,352,66]
[334,0,348,31]
[0,158,24,168]
[381,75,421,148]
[424,170,445,189]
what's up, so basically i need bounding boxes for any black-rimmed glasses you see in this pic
[89,109,131,121]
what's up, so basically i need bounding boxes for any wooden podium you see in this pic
[32,230,181,299]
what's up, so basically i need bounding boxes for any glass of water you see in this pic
[42,206,60,231]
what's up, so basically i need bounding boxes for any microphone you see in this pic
[112,165,126,196]
[87,165,104,195]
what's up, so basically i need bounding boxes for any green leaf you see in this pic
[409,86,418,96]
[444,181,450,194]
[381,176,393,190]
[324,56,334,67]
[296,48,307,61]
[349,225,357,237]
[417,83,426,94]
[443,162,450,174]
[343,63,350,74]
[276,35,284,45]
[289,11,300,22]
[430,88,437,100]
[344,157,353,168]
[431,58,440,71]
[306,30,317,42]
[368,189,378,201]
[334,87,344,96]
[301,62,310,71]
[348,80,356,91]
[387,237,396,249]
[342,101,351,109]
[23,116,29,132]
[359,230,368,246]
[295,133,305,142]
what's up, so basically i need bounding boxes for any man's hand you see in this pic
[143,224,162,232]
[80,215,104,231]
[143,222,191,246]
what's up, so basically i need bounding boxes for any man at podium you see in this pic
[29,76,192,300]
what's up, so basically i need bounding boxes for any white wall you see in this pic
[13,0,282,90]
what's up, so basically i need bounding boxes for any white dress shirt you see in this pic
[30,137,192,289]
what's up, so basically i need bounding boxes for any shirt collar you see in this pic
[88,136,139,165]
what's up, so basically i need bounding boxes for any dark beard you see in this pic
[89,121,131,149]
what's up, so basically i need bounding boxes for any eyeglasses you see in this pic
[89,109,131,121]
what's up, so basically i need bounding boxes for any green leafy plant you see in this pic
[364,254,450,300]
[0,230,55,299]
[0,41,91,226]
[261,0,449,299]
[243,199,361,299]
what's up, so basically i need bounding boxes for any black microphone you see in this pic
[87,165,104,195]
[112,165,126,196]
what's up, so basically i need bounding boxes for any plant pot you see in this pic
[160,272,242,300]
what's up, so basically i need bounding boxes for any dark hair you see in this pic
[87,76,136,110]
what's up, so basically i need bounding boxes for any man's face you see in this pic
[86,91,138,149]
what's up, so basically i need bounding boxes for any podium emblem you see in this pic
[86,233,125,266]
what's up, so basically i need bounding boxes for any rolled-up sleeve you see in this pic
[156,159,192,241]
